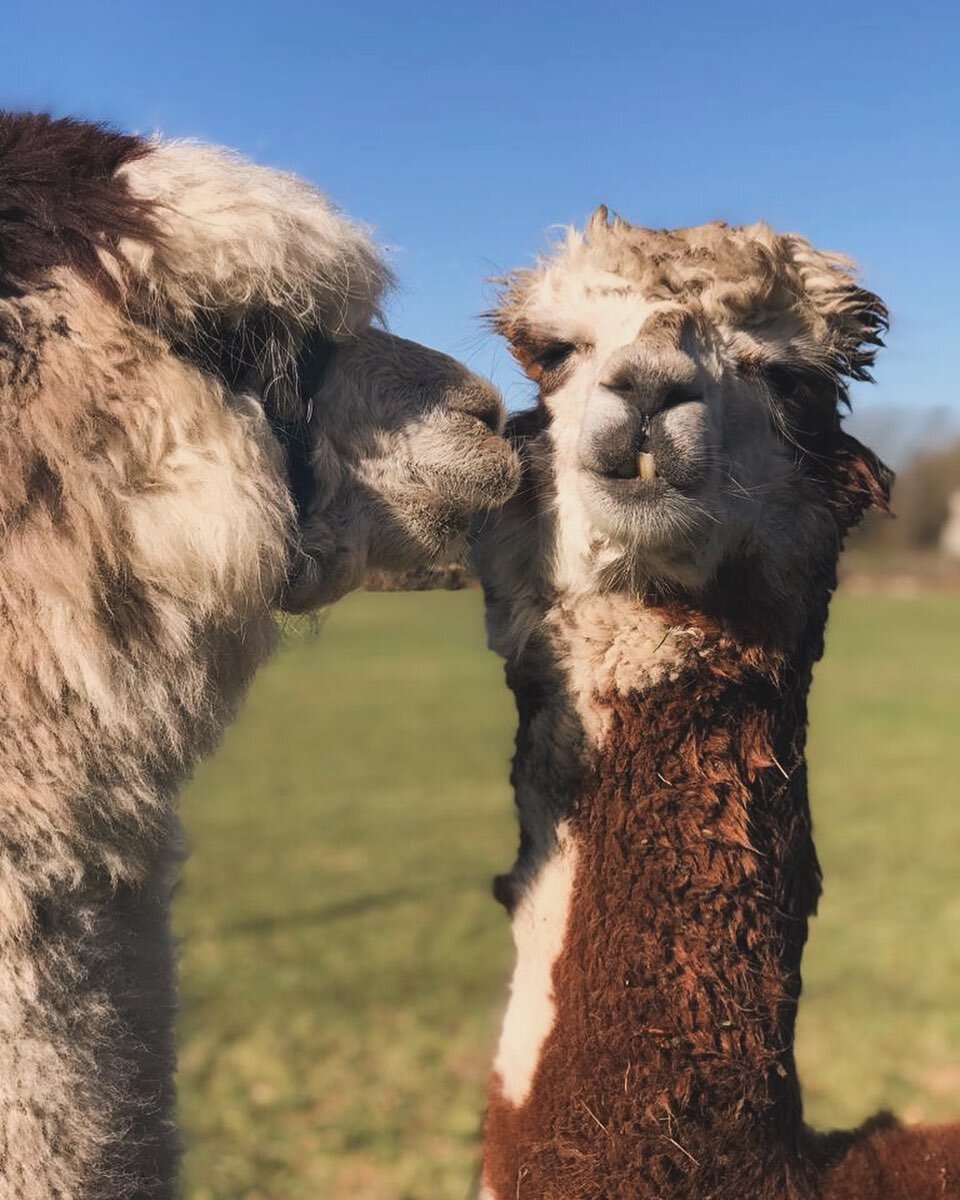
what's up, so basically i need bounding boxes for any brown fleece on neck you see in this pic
[484,632,821,1200]
[483,616,960,1200]
[823,1118,960,1199]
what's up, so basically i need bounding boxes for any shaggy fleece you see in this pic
[0,112,517,1199]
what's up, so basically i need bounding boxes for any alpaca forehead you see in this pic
[519,267,673,352]
[513,271,730,372]
[501,218,830,363]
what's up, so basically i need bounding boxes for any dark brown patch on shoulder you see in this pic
[0,111,159,302]
[492,621,588,915]
[823,1118,960,1199]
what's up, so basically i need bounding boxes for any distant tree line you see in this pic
[856,436,960,551]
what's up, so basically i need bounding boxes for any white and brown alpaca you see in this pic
[473,210,960,1200]
[0,112,518,1200]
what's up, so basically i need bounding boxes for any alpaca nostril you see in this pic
[659,385,703,414]
[449,383,503,433]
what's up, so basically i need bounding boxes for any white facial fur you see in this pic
[490,213,885,605]
[525,284,797,596]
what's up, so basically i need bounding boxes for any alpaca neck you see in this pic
[483,590,827,1200]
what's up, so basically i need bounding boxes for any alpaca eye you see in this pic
[532,341,577,373]
[761,363,822,401]
[762,364,799,396]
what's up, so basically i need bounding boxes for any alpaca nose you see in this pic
[600,374,703,422]
[581,369,707,488]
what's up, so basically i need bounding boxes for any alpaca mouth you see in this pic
[590,440,707,500]
[589,453,689,500]
[584,397,711,500]
[589,470,673,506]
[582,446,715,561]
[600,450,658,482]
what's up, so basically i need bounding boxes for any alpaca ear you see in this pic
[827,429,894,529]
[775,237,892,528]
[784,235,888,386]
[587,204,611,235]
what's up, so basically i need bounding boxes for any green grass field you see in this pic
[176,591,960,1200]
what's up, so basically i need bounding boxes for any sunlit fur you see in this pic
[0,114,517,1200]
[118,138,389,345]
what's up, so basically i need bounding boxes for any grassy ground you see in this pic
[176,590,960,1199]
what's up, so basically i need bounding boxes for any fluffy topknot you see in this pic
[492,207,887,396]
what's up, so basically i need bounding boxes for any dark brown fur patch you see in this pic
[824,1119,960,1199]
[0,112,158,302]
[93,549,159,653]
[825,429,894,527]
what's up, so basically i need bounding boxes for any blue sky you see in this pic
[6,0,958,454]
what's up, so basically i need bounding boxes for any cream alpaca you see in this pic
[0,112,518,1200]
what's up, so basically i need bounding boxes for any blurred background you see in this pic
[6,2,959,1196]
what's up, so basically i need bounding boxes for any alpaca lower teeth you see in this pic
[637,452,656,482]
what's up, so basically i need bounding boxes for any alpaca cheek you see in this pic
[124,387,290,613]
[492,822,579,1108]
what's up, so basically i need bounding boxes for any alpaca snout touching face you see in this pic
[284,328,520,610]
[109,128,519,610]
[490,205,888,595]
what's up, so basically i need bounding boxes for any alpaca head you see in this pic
[281,328,519,609]
[108,128,520,607]
[487,208,891,605]
[0,112,521,747]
